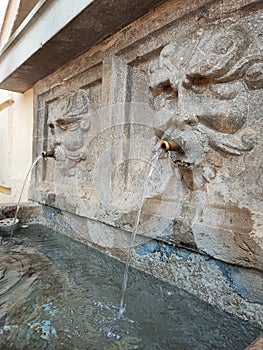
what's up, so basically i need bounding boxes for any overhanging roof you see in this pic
[0,0,166,93]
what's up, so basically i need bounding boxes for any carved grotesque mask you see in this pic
[150,25,262,166]
[47,91,90,176]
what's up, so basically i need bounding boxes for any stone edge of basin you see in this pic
[246,334,263,350]
[0,201,44,224]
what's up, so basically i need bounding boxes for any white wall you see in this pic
[0,0,20,51]
[0,88,33,203]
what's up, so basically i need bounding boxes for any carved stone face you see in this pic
[48,91,90,176]
[150,25,262,166]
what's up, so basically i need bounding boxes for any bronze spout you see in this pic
[42,150,55,158]
[160,139,182,152]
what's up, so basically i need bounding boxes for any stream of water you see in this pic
[9,155,42,240]
[119,149,162,314]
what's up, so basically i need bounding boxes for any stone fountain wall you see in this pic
[30,0,263,324]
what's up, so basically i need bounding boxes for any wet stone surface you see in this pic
[0,224,262,349]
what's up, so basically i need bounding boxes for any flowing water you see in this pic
[9,155,42,240]
[0,224,261,349]
[119,150,162,314]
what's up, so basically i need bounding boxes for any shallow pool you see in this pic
[0,224,262,349]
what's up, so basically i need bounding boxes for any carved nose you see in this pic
[176,98,198,126]
[53,137,61,145]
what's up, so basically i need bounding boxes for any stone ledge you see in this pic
[0,201,43,223]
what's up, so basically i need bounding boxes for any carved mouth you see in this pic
[54,145,67,161]
[173,159,193,169]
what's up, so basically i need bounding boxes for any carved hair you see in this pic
[63,91,89,117]
[151,24,263,92]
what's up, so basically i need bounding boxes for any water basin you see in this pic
[0,224,262,349]
[0,218,19,233]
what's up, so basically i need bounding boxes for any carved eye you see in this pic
[57,119,68,131]
[191,76,209,86]
[183,75,209,93]
[151,80,176,96]
[150,81,178,110]
[48,123,55,135]
[162,83,174,94]
[162,83,178,101]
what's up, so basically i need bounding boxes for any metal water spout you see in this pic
[159,139,183,152]
[42,150,55,158]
